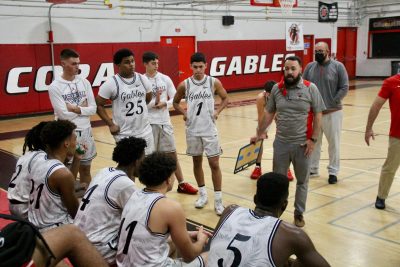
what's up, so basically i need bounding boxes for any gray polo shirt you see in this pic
[267,79,326,144]
[303,59,349,112]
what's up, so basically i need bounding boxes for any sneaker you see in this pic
[177,182,198,195]
[375,197,385,209]
[287,169,294,181]
[214,199,225,216]
[294,214,305,227]
[309,172,320,178]
[194,195,208,209]
[328,175,337,184]
[250,166,262,179]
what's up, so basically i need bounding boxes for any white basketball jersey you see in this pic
[146,72,175,125]
[74,167,136,264]
[208,207,281,267]
[99,73,152,139]
[185,75,217,136]
[28,156,72,232]
[116,190,169,267]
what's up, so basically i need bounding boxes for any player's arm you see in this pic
[95,95,120,135]
[365,96,386,146]
[145,91,152,104]
[257,110,274,138]
[48,86,78,120]
[213,78,229,120]
[67,151,82,179]
[173,82,187,121]
[304,111,322,157]
[78,80,97,116]
[49,168,79,218]
[214,204,239,231]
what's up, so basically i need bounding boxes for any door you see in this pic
[160,36,196,84]
[303,35,314,68]
[337,27,357,79]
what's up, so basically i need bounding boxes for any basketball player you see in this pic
[96,48,154,155]
[7,121,48,220]
[48,48,97,185]
[116,152,209,267]
[74,137,146,265]
[28,120,80,232]
[142,51,198,195]
[208,172,330,267]
[173,52,229,216]
[250,80,294,181]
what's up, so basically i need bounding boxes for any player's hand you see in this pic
[303,139,314,157]
[365,129,375,146]
[81,99,88,107]
[66,103,80,114]
[154,101,167,109]
[183,113,188,121]
[109,124,120,135]
[196,226,210,244]
[213,111,219,120]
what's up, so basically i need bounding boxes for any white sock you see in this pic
[214,191,222,201]
[179,180,185,184]
[199,186,207,196]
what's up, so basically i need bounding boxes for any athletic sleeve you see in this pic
[333,62,349,102]
[310,83,326,113]
[98,77,117,100]
[48,84,79,121]
[140,74,153,93]
[165,75,176,109]
[378,78,393,99]
[79,79,97,116]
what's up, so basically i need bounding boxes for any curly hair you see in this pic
[40,120,76,150]
[263,80,277,93]
[112,137,146,166]
[255,172,289,208]
[23,121,50,154]
[113,48,134,65]
[138,152,177,187]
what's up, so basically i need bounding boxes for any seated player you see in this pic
[208,172,330,267]
[116,152,209,266]
[74,137,146,265]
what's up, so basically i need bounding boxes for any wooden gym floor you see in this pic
[0,78,398,266]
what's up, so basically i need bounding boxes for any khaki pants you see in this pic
[378,136,400,199]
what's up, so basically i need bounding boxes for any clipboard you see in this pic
[234,140,263,174]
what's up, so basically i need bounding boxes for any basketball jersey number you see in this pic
[196,102,203,116]
[29,180,44,209]
[125,100,144,116]
[8,164,22,188]
[121,219,138,254]
[80,184,99,211]
[217,233,251,267]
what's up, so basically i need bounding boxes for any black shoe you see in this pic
[375,197,385,209]
[328,175,337,184]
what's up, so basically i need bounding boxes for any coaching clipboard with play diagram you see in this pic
[234,140,263,174]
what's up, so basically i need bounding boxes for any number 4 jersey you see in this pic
[208,207,282,267]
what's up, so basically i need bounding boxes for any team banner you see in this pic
[286,22,304,51]
[318,1,338,22]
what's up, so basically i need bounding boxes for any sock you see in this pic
[256,163,261,167]
[199,186,207,196]
[214,191,222,201]
[179,180,185,184]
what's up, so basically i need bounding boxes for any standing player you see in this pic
[142,51,197,195]
[250,80,294,181]
[74,137,146,265]
[173,52,229,216]
[208,172,330,267]
[8,121,48,220]
[48,48,97,185]
[116,152,209,267]
[96,48,154,155]
[28,120,80,232]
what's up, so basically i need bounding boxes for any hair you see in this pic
[264,80,277,93]
[60,49,79,60]
[138,152,177,187]
[113,48,134,65]
[142,51,159,63]
[112,137,147,166]
[255,172,289,208]
[23,121,50,154]
[40,120,77,150]
[285,55,302,66]
[190,52,206,64]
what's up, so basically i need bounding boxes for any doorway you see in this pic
[337,27,357,79]
[303,35,314,68]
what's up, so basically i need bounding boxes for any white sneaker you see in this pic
[195,195,208,209]
[214,199,225,216]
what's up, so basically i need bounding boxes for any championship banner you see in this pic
[318,2,338,22]
[286,22,304,51]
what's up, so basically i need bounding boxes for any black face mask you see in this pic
[315,52,326,64]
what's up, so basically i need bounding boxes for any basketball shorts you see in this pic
[151,124,176,153]
[166,255,206,267]
[186,134,222,158]
[75,128,97,165]
[9,201,28,220]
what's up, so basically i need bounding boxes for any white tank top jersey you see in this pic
[98,73,152,138]
[116,190,170,267]
[185,75,218,137]
[28,156,72,231]
[8,150,46,203]
[74,167,136,263]
[146,72,175,125]
[208,207,282,267]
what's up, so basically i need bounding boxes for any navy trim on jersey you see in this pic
[117,73,136,85]
[138,73,145,89]
[197,255,205,267]
[211,205,238,241]
[27,150,45,173]
[190,75,208,86]
[44,162,64,197]
[267,219,282,267]
[145,195,166,236]
[249,209,275,219]
[185,79,190,102]
[112,76,120,101]
[104,174,127,210]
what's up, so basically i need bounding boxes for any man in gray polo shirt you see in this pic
[254,56,325,227]
[303,42,349,184]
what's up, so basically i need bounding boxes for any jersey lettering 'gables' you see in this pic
[120,90,145,102]
[187,91,212,102]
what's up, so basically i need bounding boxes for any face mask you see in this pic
[315,52,326,64]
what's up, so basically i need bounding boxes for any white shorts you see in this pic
[166,256,205,267]
[186,134,222,158]
[76,128,97,165]
[151,124,176,153]
[114,131,155,156]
